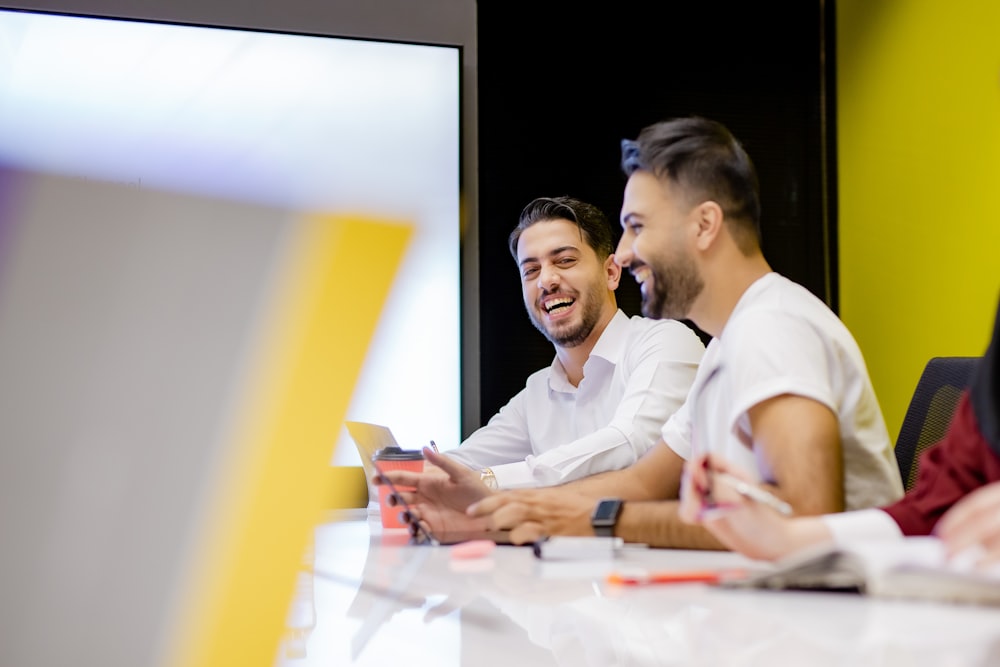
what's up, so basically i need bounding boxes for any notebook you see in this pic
[721,536,1000,606]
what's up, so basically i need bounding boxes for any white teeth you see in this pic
[634,267,651,285]
[544,297,573,313]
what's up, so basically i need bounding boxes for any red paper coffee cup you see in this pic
[373,447,424,529]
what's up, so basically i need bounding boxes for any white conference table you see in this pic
[275,508,1000,667]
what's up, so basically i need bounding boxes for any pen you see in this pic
[713,471,793,516]
[429,440,439,453]
[606,568,747,586]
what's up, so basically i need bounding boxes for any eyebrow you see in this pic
[518,244,580,268]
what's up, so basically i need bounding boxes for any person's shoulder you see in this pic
[624,315,706,354]
[626,313,696,336]
[731,274,840,331]
[747,273,829,310]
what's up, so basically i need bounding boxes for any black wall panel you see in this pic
[476,0,835,425]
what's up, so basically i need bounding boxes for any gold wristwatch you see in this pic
[480,467,498,490]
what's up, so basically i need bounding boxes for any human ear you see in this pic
[694,201,724,250]
[605,253,622,290]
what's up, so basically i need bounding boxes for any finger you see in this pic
[939,486,1000,537]
[403,508,429,530]
[406,512,420,530]
[487,501,529,530]
[945,514,1000,558]
[975,533,1000,569]
[705,453,757,482]
[386,489,420,508]
[423,447,473,480]
[467,493,510,517]
[378,469,424,488]
[678,460,716,523]
[939,505,982,548]
[685,454,710,491]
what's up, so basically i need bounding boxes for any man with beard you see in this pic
[439,195,705,489]
[380,118,903,548]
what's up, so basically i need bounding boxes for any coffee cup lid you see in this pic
[373,446,424,461]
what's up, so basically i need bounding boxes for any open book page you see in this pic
[723,536,1000,605]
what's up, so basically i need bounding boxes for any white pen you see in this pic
[713,472,793,516]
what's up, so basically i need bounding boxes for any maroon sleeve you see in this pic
[883,393,1000,535]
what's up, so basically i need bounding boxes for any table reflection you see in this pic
[278,511,1000,667]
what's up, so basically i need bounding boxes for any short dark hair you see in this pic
[621,117,762,251]
[508,196,614,261]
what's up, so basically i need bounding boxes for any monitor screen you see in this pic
[0,6,463,665]
[0,7,462,460]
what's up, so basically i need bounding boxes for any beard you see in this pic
[641,249,703,321]
[527,280,606,348]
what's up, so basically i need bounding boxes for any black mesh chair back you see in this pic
[895,356,981,491]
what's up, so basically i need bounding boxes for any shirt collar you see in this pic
[588,309,630,364]
[546,309,628,391]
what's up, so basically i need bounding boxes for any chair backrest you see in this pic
[895,356,981,490]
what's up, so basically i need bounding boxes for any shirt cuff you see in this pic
[821,508,903,547]
[490,461,537,489]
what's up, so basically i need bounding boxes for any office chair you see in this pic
[895,356,981,491]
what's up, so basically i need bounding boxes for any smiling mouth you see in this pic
[542,297,575,315]
[632,266,652,287]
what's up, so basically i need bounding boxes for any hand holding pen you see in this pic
[680,453,792,522]
[679,452,808,561]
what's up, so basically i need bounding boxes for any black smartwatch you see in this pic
[591,498,624,537]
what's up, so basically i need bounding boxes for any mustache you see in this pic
[628,260,650,276]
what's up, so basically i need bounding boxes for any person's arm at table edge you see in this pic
[547,440,685,501]
[464,320,704,488]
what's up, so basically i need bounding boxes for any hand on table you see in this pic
[374,446,494,514]
[937,481,1000,569]
[373,446,496,536]
[467,487,595,545]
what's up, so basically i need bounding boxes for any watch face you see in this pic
[593,499,622,522]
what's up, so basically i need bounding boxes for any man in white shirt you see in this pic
[678,293,1000,567]
[379,117,903,547]
[444,195,706,489]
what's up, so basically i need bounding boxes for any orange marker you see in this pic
[606,568,747,586]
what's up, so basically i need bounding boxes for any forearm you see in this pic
[616,500,727,549]
[548,467,628,498]
[556,461,673,503]
[558,442,682,500]
[492,427,639,488]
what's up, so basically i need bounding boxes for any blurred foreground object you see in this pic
[0,172,410,667]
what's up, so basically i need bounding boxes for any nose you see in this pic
[536,263,560,291]
[615,234,634,268]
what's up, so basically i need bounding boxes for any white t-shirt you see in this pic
[662,273,904,510]
[448,309,705,488]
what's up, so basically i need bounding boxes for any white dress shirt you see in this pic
[447,310,705,488]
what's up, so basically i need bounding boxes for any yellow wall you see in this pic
[837,0,1000,443]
